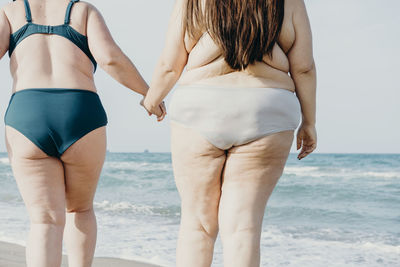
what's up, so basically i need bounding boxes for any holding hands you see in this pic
[140,97,167,122]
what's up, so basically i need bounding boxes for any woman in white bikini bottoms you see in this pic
[143,0,317,266]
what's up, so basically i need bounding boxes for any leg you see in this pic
[5,126,66,267]
[61,127,106,267]
[219,131,294,267]
[171,122,226,267]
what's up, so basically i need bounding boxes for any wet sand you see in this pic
[0,241,161,267]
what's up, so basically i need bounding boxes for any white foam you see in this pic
[0,234,25,247]
[0,157,10,165]
[283,166,400,180]
[361,241,400,254]
[94,200,154,215]
[284,166,320,174]
[104,161,172,172]
[260,226,400,266]
[362,171,400,179]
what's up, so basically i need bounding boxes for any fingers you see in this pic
[297,143,317,160]
[296,125,317,160]
[160,102,167,121]
[140,99,167,122]
[297,135,302,150]
[157,102,167,122]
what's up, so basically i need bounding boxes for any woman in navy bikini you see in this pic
[0,0,164,266]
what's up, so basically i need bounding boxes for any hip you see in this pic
[5,88,107,124]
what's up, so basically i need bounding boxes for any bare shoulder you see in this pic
[284,0,309,20]
[285,0,307,10]
[68,1,103,32]
[65,0,101,22]
[78,1,101,16]
[1,0,22,18]
[0,0,25,30]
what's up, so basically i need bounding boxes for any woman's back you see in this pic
[3,0,96,92]
[179,0,310,91]
[143,1,317,266]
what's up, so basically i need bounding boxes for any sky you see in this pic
[0,0,399,153]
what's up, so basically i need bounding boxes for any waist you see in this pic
[10,66,96,92]
[6,88,106,121]
[11,88,99,97]
[179,63,295,90]
[7,88,103,110]
[170,86,301,117]
[175,85,295,94]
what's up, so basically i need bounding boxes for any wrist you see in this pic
[143,97,156,112]
[141,88,149,97]
[302,118,316,126]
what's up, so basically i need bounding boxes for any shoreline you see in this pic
[0,241,162,267]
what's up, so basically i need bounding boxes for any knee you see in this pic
[181,207,219,240]
[183,220,219,241]
[29,208,66,227]
[66,197,94,213]
[66,205,93,214]
[198,218,219,240]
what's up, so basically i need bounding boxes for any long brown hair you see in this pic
[185,0,285,70]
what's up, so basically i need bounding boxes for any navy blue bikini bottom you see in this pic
[5,88,108,158]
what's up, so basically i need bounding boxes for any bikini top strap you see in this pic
[23,0,32,23]
[64,0,80,25]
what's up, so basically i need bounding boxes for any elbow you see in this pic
[158,60,185,80]
[97,54,120,69]
[96,47,124,69]
[291,60,316,76]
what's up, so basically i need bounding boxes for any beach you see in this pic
[0,241,160,267]
[1,152,399,266]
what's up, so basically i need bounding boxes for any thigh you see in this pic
[5,126,66,223]
[219,131,294,233]
[171,122,226,228]
[61,127,107,212]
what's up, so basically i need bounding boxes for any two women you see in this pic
[1,0,316,266]
[144,0,317,266]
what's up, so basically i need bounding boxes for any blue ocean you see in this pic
[0,152,399,266]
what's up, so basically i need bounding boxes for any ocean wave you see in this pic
[362,171,400,179]
[283,166,400,179]
[94,200,180,217]
[104,161,172,172]
[94,200,155,214]
[361,241,400,254]
[0,158,10,165]
[260,226,400,266]
[284,166,320,174]
[0,235,25,247]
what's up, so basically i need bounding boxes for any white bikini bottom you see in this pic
[169,86,301,150]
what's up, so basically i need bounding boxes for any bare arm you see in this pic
[143,0,189,111]
[86,5,148,96]
[0,8,10,60]
[288,0,316,126]
[287,0,317,159]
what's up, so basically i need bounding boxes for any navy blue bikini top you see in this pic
[9,0,97,72]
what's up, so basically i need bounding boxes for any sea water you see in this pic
[0,152,399,266]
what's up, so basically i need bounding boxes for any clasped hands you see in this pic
[140,96,167,122]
